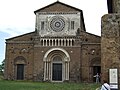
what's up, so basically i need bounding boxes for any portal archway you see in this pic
[43,48,70,82]
[90,57,101,82]
[14,56,26,80]
[52,56,62,81]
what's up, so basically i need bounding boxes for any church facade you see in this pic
[4,1,101,82]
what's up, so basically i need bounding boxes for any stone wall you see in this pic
[36,13,81,36]
[4,1,101,82]
[101,0,120,85]
[113,0,120,13]
[107,0,120,13]
[101,13,120,82]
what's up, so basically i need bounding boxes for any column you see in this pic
[49,39,50,46]
[67,39,69,46]
[64,39,66,46]
[67,62,69,80]
[61,39,63,46]
[48,62,51,80]
[44,61,46,81]
[46,39,47,46]
[43,39,44,46]
[52,39,53,46]
[66,63,68,80]
[46,62,48,80]
[58,39,59,46]
[55,39,56,46]
[70,39,72,46]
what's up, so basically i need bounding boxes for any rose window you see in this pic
[50,16,65,32]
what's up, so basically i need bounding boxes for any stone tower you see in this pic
[107,0,120,13]
[101,0,120,83]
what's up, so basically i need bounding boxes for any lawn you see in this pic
[0,75,100,90]
[0,80,101,90]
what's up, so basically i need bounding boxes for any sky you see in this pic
[0,0,108,64]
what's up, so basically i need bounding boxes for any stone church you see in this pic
[4,1,101,82]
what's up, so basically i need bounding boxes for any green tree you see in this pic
[0,60,5,74]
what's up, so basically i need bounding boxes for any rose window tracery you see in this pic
[50,16,65,32]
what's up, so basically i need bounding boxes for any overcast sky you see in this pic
[0,0,108,64]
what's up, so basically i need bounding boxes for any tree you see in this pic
[0,60,5,74]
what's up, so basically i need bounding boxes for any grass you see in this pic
[0,75,100,90]
[0,80,101,90]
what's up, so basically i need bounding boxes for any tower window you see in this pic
[41,21,45,30]
[71,21,75,30]
[107,0,113,13]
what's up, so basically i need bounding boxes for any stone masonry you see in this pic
[4,1,101,83]
[101,0,120,84]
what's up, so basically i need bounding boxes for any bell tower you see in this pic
[107,0,120,13]
[101,0,120,83]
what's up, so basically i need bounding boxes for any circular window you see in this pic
[50,16,65,32]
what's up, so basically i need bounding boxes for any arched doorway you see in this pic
[52,56,62,81]
[43,48,70,82]
[17,64,24,80]
[90,57,101,82]
[14,56,26,80]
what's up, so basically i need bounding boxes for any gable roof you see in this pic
[34,1,86,31]
[6,31,35,41]
[34,1,82,14]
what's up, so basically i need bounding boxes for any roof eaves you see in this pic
[6,31,35,41]
[34,1,82,14]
